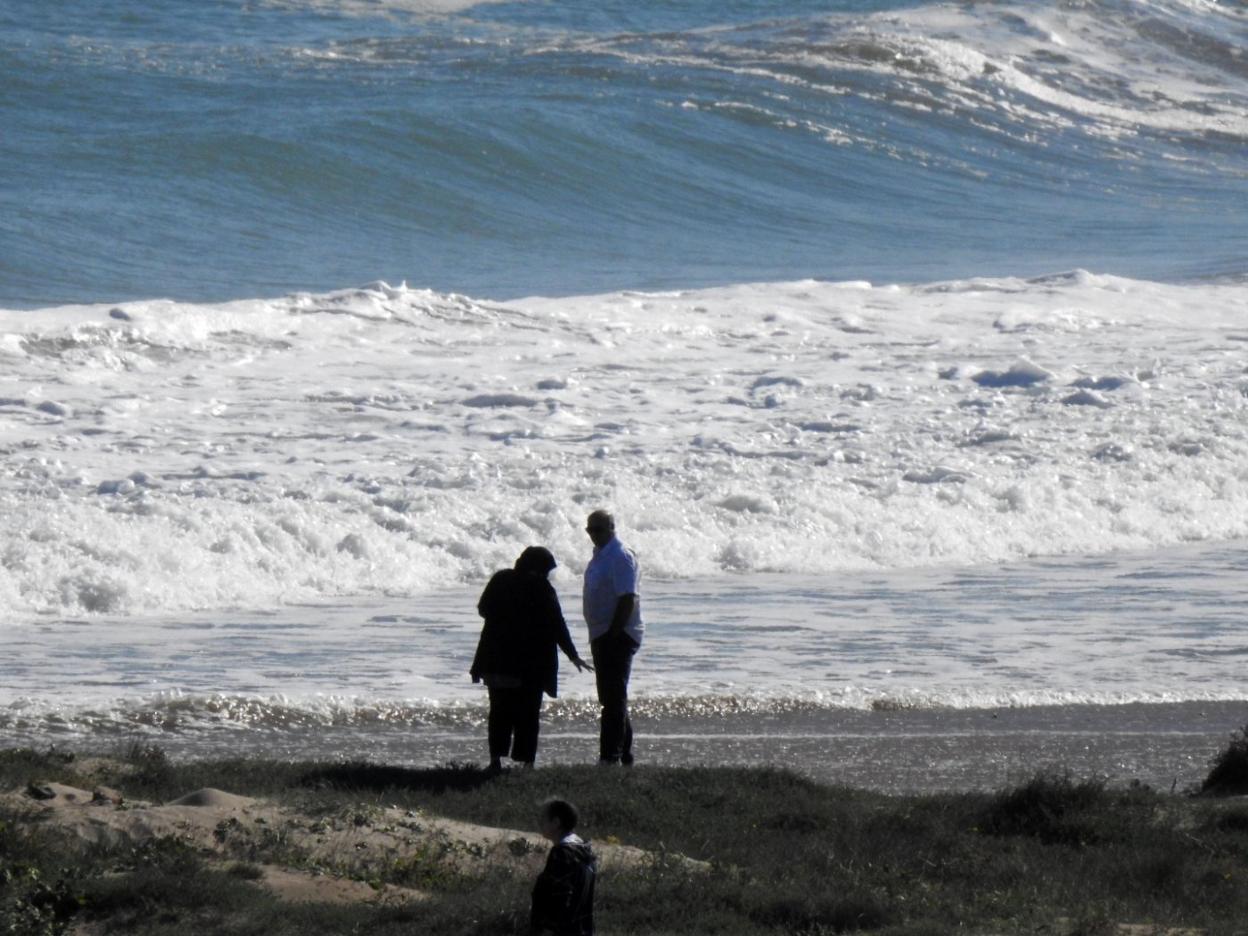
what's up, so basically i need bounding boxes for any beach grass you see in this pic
[3,742,1248,935]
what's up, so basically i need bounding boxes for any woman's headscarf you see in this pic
[515,545,557,576]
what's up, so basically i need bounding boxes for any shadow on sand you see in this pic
[298,762,498,795]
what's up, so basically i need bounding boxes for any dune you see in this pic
[4,774,701,909]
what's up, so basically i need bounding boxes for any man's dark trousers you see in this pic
[590,631,637,764]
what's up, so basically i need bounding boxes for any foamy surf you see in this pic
[2,274,1247,616]
[3,538,1246,745]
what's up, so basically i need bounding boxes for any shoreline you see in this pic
[7,700,1245,795]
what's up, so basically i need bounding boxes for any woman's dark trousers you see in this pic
[591,631,638,764]
[487,687,544,763]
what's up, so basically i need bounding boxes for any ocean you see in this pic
[2,0,1247,792]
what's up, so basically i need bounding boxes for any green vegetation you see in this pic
[2,742,1247,935]
[1202,723,1248,797]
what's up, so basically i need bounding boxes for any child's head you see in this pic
[539,798,579,842]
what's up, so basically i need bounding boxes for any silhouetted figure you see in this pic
[582,510,644,766]
[472,546,590,771]
[531,799,596,936]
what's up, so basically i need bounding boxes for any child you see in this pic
[530,799,597,936]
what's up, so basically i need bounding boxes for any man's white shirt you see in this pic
[582,537,644,644]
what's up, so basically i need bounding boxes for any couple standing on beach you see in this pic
[471,510,645,770]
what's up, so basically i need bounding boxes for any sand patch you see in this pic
[169,787,258,810]
[256,865,425,905]
[4,778,703,909]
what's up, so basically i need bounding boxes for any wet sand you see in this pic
[624,700,1247,793]
[41,700,1241,795]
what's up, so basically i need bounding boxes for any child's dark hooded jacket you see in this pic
[530,834,596,936]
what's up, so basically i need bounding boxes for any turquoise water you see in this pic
[4,0,1247,307]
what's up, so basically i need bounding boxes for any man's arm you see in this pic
[606,548,639,636]
[609,593,636,635]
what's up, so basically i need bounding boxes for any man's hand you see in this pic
[572,656,594,673]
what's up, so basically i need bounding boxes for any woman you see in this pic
[471,546,591,771]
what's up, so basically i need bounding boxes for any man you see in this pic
[582,510,643,766]
[530,799,596,936]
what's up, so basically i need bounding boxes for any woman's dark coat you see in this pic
[471,569,579,698]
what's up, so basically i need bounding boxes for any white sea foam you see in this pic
[260,0,505,17]
[1,273,1247,616]
[3,542,1247,750]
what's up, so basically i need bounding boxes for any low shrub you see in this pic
[1207,808,1248,833]
[0,747,77,793]
[0,806,91,936]
[298,761,498,795]
[1202,723,1248,796]
[120,742,177,794]
[748,892,891,933]
[979,773,1110,845]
